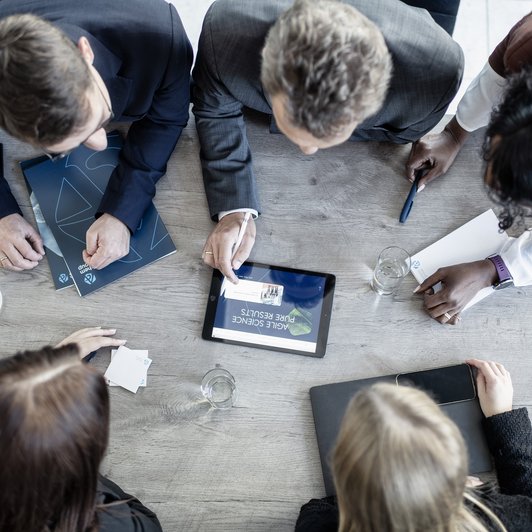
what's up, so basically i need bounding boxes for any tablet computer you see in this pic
[202,262,336,357]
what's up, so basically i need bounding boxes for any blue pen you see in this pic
[399,171,423,223]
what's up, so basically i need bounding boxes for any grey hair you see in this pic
[261,0,392,139]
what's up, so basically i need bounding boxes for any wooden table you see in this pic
[0,112,530,531]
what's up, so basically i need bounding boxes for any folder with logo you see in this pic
[21,132,176,296]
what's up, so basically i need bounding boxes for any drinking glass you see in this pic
[371,246,411,295]
[201,364,237,409]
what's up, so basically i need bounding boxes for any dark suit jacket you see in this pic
[0,0,193,232]
[191,0,464,219]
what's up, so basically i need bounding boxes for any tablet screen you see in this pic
[202,262,335,357]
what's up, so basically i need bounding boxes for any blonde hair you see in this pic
[261,0,391,139]
[332,383,507,532]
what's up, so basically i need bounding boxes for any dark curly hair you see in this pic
[483,67,532,230]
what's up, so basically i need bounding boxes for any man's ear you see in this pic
[77,36,94,65]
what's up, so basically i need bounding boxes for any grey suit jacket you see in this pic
[192,0,464,219]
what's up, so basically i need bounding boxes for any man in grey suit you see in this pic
[193,0,464,281]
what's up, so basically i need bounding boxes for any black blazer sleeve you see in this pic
[0,174,22,219]
[96,475,162,532]
[98,5,193,233]
[482,408,532,498]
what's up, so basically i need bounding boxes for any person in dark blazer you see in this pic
[0,0,192,272]
[193,0,463,283]
[0,327,162,532]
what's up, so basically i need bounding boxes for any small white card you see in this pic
[109,349,148,387]
[410,209,510,311]
[104,346,152,393]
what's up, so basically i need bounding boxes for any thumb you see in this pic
[417,166,441,189]
[26,226,45,255]
[475,370,487,397]
[85,227,99,256]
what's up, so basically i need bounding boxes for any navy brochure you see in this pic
[22,131,176,296]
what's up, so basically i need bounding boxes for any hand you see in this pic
[414,260,498,325]
[405,117,469,189]
[84,213,130,269]
[56,327,126,359]
[466,359,513,418]
[202,212,256,283]
[0,213,44,271]
[466,476,484,488]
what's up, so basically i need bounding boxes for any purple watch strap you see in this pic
[487,255,512,282]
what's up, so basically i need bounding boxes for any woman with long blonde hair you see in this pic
[296,359,532,531]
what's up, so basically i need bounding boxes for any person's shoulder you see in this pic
[203,0,290,31]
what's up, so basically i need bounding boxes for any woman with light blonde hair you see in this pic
[296,359,532,531]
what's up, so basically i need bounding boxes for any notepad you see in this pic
[410,209,509,310]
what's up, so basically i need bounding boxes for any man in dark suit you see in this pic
[193,0,463,282]
[0,0,192,271]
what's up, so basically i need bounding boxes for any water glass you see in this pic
[201,364,237,409]
[371,246,411,295]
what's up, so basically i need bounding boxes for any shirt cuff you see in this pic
[499,231,532,287]
[455,62,507,132]
[218,208,258,222]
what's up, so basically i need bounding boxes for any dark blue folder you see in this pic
[22,132,176,296]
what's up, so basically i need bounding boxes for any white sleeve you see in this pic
[499,231,532,286]
[218,208,258,221]
[455,62,507,132]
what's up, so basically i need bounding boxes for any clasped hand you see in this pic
[83,213,130,269]
[405,117,469,190]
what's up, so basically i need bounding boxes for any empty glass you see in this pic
[201,364,237,409]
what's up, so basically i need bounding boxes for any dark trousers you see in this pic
[401,0,461,35]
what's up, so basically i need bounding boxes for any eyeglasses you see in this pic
[43,76,114,162]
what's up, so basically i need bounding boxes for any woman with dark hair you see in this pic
[296,359,532,531]
[406,13,532,325]
[0,327,162,532]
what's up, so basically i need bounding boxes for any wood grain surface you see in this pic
[0,112,530,531]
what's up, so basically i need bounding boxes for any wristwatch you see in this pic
[487,255,514,290]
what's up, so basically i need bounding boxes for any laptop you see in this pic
[310,364,492,495]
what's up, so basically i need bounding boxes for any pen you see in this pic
[232,212,251,259]
[220,212,252,296]
[399,170,423,223]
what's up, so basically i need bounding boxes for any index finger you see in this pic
[216,250,238,283]
[405,142,427,181]
[232,232,255,270]
[211,232,239,283]
[415,270,445,293]
[7,244,40,269]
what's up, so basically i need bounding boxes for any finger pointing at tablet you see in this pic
[203,212,256,283]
